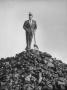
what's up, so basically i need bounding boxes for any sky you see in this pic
[0,0,67,63]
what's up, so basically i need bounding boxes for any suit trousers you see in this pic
[26,31,33,49]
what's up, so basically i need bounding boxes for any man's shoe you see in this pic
[25,47,31,51]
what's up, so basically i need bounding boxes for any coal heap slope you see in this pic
[0,49,67,90]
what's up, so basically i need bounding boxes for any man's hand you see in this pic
[23,25,30,33]
[30,28,34,34]
[26,28,33,34]
[25,28,29,32]
[26,28,35,35]
[26,29,31,33]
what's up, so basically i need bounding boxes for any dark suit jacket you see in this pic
[23,20,37,32]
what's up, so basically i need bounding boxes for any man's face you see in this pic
[29,15,33,20]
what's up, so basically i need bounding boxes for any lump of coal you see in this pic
[0,49,67,90]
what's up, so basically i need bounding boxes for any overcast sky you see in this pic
[0,0,67,63]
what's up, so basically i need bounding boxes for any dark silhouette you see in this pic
[23,12,37,50]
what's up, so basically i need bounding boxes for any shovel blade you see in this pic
[34,44,39,50]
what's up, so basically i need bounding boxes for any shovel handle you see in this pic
[33,31,36,45]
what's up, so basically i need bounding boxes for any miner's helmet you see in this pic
[29,12,33,16]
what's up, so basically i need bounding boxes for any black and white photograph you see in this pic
[0,0,67,90]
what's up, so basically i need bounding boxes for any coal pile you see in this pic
[0,49,67,90]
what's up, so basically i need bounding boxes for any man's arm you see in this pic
[31,21,37,35]
[34,21,37,30]
[23,21,29,32]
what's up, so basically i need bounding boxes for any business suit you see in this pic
[23,19,37,50]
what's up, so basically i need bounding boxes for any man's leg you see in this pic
[25,32,29,50]
[29,33,33,49]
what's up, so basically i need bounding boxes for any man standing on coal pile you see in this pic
[23,12,37,50]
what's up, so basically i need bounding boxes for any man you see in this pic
[23,12,37,50]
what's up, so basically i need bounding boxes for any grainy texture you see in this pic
[0,49,67,90]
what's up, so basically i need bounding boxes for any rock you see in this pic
[35,86,42,90]
[42,85,49,90]
[25,74,31,82]
[47,62,54,68]
[38,72,42,83]
[23,84,34,90]
[47,84,53,90]
[0,49,67,90]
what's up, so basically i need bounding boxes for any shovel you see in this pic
[33,31,39,50]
